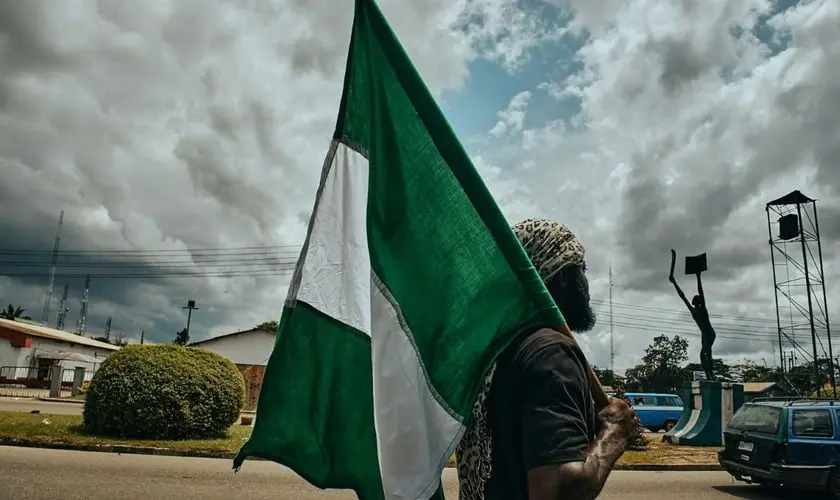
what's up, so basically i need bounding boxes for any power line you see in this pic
[0,245,302,256]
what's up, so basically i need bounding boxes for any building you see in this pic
[189,327,276,409]
[0,318,120,392]
[742,381,785,401]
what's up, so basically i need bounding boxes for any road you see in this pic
[1,446,790,500]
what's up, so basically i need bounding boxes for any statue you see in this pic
[669,249,716,381]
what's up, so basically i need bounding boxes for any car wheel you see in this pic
[663,420,677,432]
[829,467,840,499]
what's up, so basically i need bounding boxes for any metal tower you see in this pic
[609,266,615,374]
[41,210,64,324]
[104,316,112,340]
[766,190,834,395]
[76,275,91,334]
[56,284,70,330]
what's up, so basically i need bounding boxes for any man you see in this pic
[456,218,636,500]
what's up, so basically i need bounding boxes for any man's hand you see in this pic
[599,397,637,441]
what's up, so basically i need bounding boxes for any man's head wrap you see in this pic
[455,218,586,500]
[511,218,586,283]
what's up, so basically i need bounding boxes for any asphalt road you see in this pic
[0,397,84,415]
[1,446,794,500]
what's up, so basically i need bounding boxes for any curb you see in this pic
[0,438,722,471]
[33,398,258,415]
[0,438,244,461]
[614,464,722,471]
[37,398,84,405]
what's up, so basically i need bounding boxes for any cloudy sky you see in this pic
[1,0,838,373]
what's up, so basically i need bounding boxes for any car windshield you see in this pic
[728,404,782,434]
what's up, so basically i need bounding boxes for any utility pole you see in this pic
[609,265,615,375]
[41,210,64,324]
[183,299,199,337]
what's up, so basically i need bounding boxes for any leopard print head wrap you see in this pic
[511,218,586,283]
[455,218,585,500]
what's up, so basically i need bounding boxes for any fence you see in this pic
[0,365,96,398]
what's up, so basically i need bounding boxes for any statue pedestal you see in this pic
[663,381,744,446]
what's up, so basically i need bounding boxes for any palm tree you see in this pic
[0,304,31,321]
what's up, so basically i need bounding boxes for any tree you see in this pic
[592,366,618,388]
[173,328,190,345]
[681,359,732,381]
[0,304,31,321]
[624,335,689,393]
[256,320,278,332]
[738,361,776,383]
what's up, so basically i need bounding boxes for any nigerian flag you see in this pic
[233,0,565,498]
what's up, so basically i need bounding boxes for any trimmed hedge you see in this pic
[83,344,245,440]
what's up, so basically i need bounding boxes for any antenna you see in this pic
[77,275,91,334]
[56,284,70,330]
[609,265,615,374]
[41,210,64,324]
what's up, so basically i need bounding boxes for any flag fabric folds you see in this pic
[232,0,565,498]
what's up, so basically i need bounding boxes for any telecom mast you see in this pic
[609,266,615,374]
[41,210,64,324]
[76,275,91,334]
[56,284,70,330]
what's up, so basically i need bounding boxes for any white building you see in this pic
[190,328,276,409]
[189,328,275,368]
[0,318,120,385]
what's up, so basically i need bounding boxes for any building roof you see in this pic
[189,327,272,346]
[0,318,120,351]
[742,382,778,393]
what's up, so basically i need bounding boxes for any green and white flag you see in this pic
[233,0,564,498]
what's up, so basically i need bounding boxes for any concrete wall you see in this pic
[194,330,275,366]
[0,338,24,367]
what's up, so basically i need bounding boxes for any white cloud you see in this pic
[0,0,553,342]
[2,0,838,377]
[476,0,840,371]
[489,90,531,137]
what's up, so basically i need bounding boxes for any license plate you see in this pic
[738,441,754,452]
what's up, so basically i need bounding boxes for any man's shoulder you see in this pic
[508,327,587,373]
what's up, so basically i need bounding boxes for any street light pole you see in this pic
[183,299,199,337]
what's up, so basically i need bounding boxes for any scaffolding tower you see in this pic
[766,190,834,395]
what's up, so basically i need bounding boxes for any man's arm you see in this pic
[514,330,633,500]
[527,400,633,500]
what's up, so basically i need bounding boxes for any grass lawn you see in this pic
[0,411,251,453]
[0,412,720,465]
[620,437,721,465]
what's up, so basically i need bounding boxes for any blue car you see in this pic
[612,392,683,432]
[719,399,840,498]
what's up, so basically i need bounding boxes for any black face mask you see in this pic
[547,265,596,332]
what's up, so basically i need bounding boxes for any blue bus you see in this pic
[614,392,684,432]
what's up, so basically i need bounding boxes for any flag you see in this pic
[232,0,565,498]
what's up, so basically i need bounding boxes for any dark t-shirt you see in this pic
[483,327,597,499]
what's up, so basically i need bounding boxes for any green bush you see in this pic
[83,344,245,440]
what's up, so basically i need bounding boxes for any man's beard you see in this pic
[564,302,596,332]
